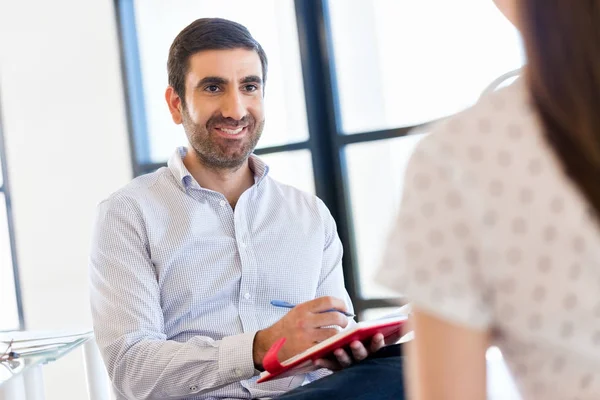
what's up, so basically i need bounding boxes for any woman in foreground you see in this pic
[379,0,600,398]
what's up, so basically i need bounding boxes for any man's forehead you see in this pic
[186,49,262,82]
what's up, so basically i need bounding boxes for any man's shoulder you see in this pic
[99,167,173,209]
[266,176,316,202]
[265,176,330,217]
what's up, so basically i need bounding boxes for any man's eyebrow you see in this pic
[195,76,228,89]
[240,75,263,85]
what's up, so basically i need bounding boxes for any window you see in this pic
[115,0,524,318]
[328,0,524,133]
[326,0,524,303]
[0,97,23,332]
[345,134,426,298]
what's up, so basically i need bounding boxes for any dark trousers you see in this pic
[275,345,404,400]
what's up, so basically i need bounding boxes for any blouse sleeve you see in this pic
[377,134,494,330]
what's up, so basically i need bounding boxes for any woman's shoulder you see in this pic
[415,79,542,175]
[427,79,532,144]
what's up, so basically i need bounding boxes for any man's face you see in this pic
[167,48,265,170]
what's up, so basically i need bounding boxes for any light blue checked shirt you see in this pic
[89,147,354,400]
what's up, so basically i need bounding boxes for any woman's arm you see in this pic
[407,307,490,400]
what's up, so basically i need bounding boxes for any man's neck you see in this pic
[183,150,255,208]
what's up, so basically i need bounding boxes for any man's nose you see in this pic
[220,90,246,121]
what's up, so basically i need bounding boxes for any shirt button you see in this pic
[219,200,227,207]
[240,242,247,248]
[189,385,198,392]
[234,368,242,377]
[244,292,251,300]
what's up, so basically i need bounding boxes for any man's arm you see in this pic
[250,199,355,371]
[89,196,257,400]
[313,199,354,309]
[311,200,390,370]
[250,199,381,374]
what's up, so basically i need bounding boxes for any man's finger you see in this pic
[370,333,385,353]
[313,328,340,343]
[306,296,349,315]
[314,358,342,371]
[333,348,353,368]
[349,340,369,361]
[310,311,349,330]
[384,330,404,345]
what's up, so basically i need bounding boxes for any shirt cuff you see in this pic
[306,368,332,383]
[218,331,258,382]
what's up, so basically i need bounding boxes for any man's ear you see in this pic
[165,86,183,124]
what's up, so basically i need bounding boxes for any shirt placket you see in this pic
[233,189,259,333]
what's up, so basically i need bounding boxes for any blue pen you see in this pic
[270,300,355,317]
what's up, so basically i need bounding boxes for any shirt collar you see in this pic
[167,147,270,190]
[248,153,270,185]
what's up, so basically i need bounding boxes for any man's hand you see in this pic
[313,328,404,371]
[253,296,350,369]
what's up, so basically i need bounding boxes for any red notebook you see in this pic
[257,315,407,383]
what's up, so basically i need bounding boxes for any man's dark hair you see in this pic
[167,18,268,105]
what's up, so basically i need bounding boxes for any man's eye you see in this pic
[205,85,220,93]
[244,84,258,92]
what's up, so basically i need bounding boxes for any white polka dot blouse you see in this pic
[378,79,600,399]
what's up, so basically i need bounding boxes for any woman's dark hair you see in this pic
[520,2,600,214]
[167,18,268,105]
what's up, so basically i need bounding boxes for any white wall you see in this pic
[0,0,131,398]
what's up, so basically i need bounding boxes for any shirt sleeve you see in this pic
[89,195,258,400]
[305,199,356,382]
[377,136,494,330]
[313,199,355,317]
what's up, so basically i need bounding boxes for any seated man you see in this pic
[89,17,403,400]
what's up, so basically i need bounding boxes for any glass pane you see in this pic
[345,134,426,299]
[328,0,525,133]
[259,150,315,195]
[0,194,19,331]
[134,0,309,163]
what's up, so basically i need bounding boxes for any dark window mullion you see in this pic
[336,122,434,146]
[254,141,310,155]
[294,0,364,312]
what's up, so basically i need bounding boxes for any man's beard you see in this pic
[181,107,264,170]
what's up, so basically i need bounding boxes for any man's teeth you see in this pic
[219,127,244,135]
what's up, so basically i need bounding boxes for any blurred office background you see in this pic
[0,0,523,398]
